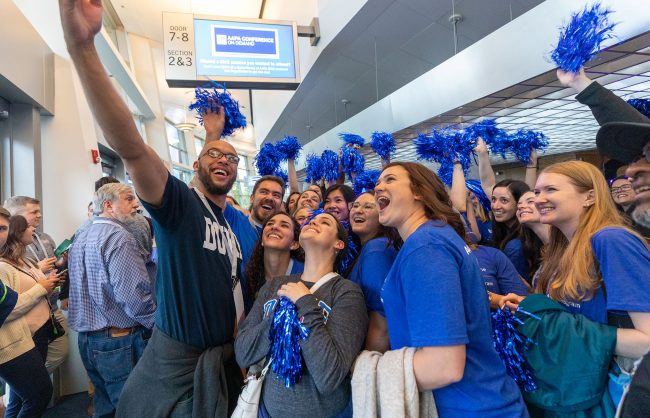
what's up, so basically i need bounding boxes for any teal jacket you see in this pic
[516,294,617,417]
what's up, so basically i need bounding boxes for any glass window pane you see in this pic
[195,137,204,156]
[166,123,180,147]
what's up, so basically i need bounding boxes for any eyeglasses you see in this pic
[201,148,240,164]
[611,184,632,194]
[351,202,377,210]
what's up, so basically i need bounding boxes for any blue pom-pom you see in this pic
[414,129,453,163]
[304,208,324,226]
[338,221,360,276]
[509,129,549,164]
[627,98,650,119]
[275,136,302,161]
[341,147,365,181]
[485,132,513,159]
[370,132,396,161]
[551,3,616,73]
[268,297,311,387]
[339,133,365,147]
[466,180,491,214]
[321,150,340,183]
[255,143,282,176]
[463,119,506,144]
[305,154,324,183]
[274,169,288,185]
[491,307,537,392]
[188,82,247,137]
[415,128,473,185]
[437,163,454,186]
[353,170,381,196]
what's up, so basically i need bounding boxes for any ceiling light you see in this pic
[175,122,196,132]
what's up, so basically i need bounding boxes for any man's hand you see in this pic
[59,0,104,50]
[203,103,225,142]
[556,68,593,93]
[38,257,57,273]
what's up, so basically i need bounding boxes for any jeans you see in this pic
[78,327,150,418]
[0,347,52,418]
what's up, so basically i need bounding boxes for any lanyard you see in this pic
[309,272,338,294]
[192,188,239,279]
[27,233,48,262]
[192,188,244,321]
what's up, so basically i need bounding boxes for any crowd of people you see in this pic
[0,1,649,417]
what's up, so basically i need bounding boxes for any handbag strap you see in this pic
[260,357,273,377]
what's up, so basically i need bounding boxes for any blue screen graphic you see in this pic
[194,19,296,79]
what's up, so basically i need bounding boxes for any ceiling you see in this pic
[264,0,545,144]
[348,29,650,172]
[109,0,265,155]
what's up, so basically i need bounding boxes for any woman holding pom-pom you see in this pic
[235,212,367,418]
[375,162,527,418]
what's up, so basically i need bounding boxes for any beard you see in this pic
[198,163,237,196]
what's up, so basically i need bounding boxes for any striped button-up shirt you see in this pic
[68,216,156,332]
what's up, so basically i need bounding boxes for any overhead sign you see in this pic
[163,13,300,90]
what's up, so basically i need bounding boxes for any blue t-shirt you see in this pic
[503,238,529,281]
[381,221,527,418]
[460,213,493,244]
[224,204,259,312]
[474,246,528,296]
[289,259,304,275]
[141,175,241,349]
[348,237,396,316]
[560,227,650,324]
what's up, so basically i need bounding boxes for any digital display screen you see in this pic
[194,18,297,80]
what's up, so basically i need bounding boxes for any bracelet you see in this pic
[526,164,538,169]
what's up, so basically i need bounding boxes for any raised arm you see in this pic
[475,138,496,198]
[287,159,301,194]
[524,149,538,191]
[450,161,468,212]
[59,0,168,205]
[558,68,650,126]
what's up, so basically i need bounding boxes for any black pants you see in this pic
[0,347,52,418]
[4,321,53,418]
[621,353,650,418]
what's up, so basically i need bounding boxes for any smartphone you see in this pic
[57,269,68,277]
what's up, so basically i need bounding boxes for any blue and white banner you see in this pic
[211,26,280,59]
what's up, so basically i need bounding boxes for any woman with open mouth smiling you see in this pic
[374,162,527,418]
[244,212,304,302]
[235,212,367,418]
[348,191,399,353]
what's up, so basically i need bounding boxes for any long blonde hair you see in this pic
[535,161,646,301]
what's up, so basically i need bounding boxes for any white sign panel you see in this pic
[163,12,196,82]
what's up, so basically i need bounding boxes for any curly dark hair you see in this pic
[245,212,304,300]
